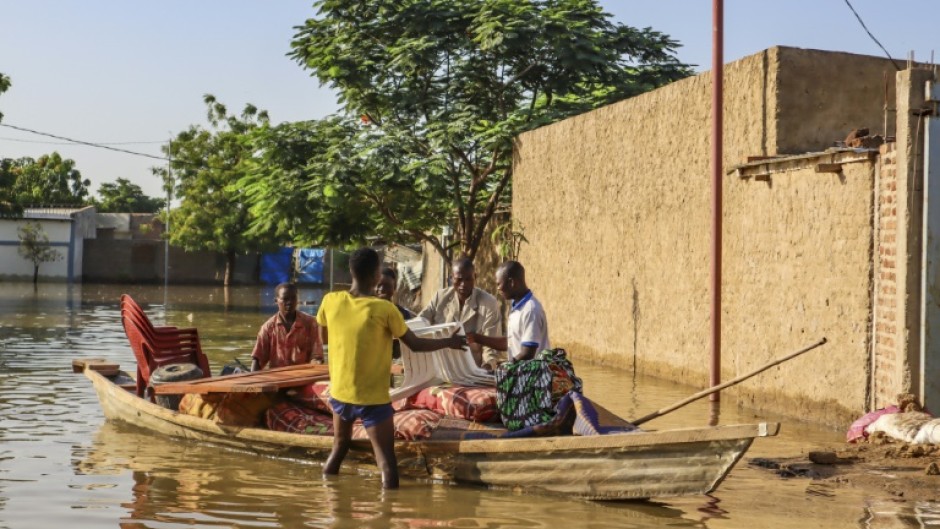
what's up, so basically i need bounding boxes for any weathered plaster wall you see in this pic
[774,48,898,153]
[513,47,893,424]
[723,160,874,424]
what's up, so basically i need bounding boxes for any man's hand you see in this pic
[465,332,507,352]
[400,328,467,352]
[445,328,468,350]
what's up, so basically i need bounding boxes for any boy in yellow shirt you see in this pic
[316,248,465,488]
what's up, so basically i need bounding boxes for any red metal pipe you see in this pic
[710,0,724,401]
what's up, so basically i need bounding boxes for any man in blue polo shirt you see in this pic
[466,260,549,362]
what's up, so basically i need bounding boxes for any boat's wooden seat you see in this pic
[120,295,211,399]
[390,320,495,402]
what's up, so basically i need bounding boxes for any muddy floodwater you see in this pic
[0,283,938,528]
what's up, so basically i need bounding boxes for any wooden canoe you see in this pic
[83,367,778,500]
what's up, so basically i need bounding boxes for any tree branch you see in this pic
[468,166,512,257]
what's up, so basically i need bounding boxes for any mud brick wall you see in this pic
[513,46,898,424]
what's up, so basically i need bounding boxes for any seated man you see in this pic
[466,260,549,362]
[374,266,413,362]
[250,282,323,371]
[375,267,414,320]
[418,257,503,369]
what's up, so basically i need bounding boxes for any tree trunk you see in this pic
[224,251,236,286]
[33,265,39,285]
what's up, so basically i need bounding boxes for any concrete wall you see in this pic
[0,219,71,280]
[82,239,258,285]
[512,46,897,424]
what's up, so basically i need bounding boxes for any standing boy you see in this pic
[317,248,465,488]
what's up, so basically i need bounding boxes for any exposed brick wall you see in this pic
[874,142,901,408]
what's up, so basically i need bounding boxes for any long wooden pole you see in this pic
[632,337,827,426]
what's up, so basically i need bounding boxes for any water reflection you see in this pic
[862,502,940,529]
[1,283,939,528]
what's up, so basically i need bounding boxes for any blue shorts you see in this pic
[328,398,395,428]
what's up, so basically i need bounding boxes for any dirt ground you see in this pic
[749,433,940,502]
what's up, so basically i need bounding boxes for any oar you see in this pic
[630,337,828,426]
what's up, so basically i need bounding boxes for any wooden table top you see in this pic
[151,363,329,395]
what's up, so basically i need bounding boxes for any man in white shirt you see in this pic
[467,260,549,362]
[418,257,504,369]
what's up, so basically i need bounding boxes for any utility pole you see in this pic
[710,0,724,401]
[164,137,172,300]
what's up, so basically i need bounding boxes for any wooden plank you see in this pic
[152,364,329,395]
[72,358,108,373]
[745,155,783,162]
[72,358,120,376]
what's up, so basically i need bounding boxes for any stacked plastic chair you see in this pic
[389,319,495,402]
[120,294,211,399]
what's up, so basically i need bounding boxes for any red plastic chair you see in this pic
[122,308,201,350]
[120,295,211,398]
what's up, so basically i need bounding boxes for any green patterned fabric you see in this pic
[495,349,582,431]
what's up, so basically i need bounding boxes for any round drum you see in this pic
[150,363,204,410]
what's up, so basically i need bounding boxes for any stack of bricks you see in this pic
[874,141,899,408]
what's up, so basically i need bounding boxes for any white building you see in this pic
[0,206,97,282]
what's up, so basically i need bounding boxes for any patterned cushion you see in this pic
[266,401,334,435]
[405,385,499,422]
[439,386,499,422]
[351,409,443,441]
[287,381,332,414]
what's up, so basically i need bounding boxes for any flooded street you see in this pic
[0,283,935,528]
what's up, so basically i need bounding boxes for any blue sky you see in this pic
[0,1,936,198]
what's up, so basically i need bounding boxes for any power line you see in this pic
[0,122,171,162]
[0,135,166,146]
[842,0,901,71]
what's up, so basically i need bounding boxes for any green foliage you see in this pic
[0,72,9,123]
[491,218,528,261]
[95,177,165,213]
[155,95,278,259]
[0,73,16,216]
[0,158,21,217]
[3,152,91,207]
[18,221,62,283]
[278,0,691,260]
[240,117,452,249]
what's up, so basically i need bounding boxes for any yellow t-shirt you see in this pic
[316,291,408,405]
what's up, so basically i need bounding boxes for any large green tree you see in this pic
[158,95,278,285]
[6,152,91,207]
[251,0,690,260]
[95,177,165,213]
[0,73,21,216]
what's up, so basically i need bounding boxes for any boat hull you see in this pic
[84,368,775,500]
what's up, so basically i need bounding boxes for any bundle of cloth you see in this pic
[846,393,938,444]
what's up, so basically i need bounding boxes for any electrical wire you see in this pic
[0,122,171,162]
[842,0,901,71]
[0,136,165,146]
